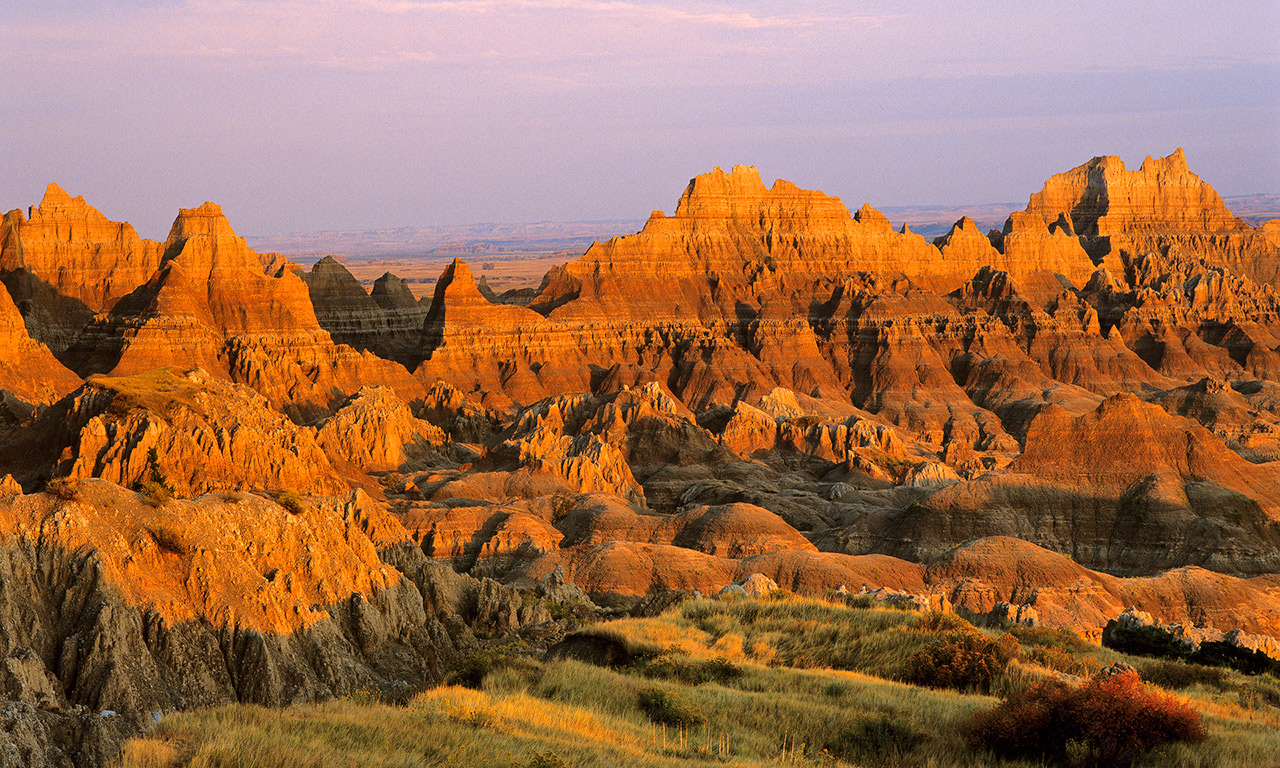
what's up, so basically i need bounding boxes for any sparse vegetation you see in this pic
[145,524,191,556]
[137,480,172,507]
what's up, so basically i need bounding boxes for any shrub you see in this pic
[1136,658,1229,691]
[448,644,540,689]
[137,480,172,508]
[1189,640,1280,676]
[44,477,79,500]
[1027,645,1098,677]
[1012,625,1094,654]
[636,687,704,727]
[638,653,742,686]
[966,670,1206,767]
[521,752,567,768]
[913,610,971,633]
[900,630,1019,692]
[1101,619,1189,660]
[276,492,306,515]
[1104,618,1280,676]
[146,525,191,556]
[824,711,924,763]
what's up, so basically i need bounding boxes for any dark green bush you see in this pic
[900,630,1019,692]
[824,711,924,763]
[638,652,742,686]
[636,687,704,727]
[448,644,541,689]
[1136,658,1230,691]
[521,750,567,768]
[1101,620,1189,660]
[1189,640,1280,676]
[276,492,306,515]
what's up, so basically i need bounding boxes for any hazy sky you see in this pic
[1,0,1277,237]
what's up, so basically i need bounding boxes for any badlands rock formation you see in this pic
[0,192,423,418]
[4,149,1280,762]
[302,257,428,367]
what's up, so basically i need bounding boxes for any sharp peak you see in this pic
[38,182,87,209]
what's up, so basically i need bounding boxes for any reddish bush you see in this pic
[901,630,1019,692]
[965,670,1207,767]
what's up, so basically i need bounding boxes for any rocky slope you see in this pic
[0,480,553,765]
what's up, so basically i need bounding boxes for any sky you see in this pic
[1,0,1277,238]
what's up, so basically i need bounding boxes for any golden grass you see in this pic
[115,593,1280,768]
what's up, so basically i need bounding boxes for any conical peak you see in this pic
[371,272,416,306]
[437,258,480,297]
[854,203,889,224]
[311,255,348,273]
[33,183,95,217]
[40,183,74,206]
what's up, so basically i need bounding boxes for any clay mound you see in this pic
[316,386,446,473]
[0,367,348,495]
[396,502,562,576]
[545,540,739,597]
[921,536,1280,638]
[1013,392,1280,513]
[1153,377,1280,461]
[738,550,927,595]
[553,492,667,549]
[663,503,816,558]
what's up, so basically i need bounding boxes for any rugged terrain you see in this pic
[2,149,1280,763]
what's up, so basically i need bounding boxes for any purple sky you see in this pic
[1,0,1277,238]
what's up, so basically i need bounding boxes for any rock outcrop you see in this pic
[316,387,446,473]
[0,284,81,403]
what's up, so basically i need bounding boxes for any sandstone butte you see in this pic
[3,149,1280,763]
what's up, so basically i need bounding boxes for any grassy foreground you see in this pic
[116,593,1280,768]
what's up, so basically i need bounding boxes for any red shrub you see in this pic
[966,671,1206,767]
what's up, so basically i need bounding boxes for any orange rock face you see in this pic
[0,282,80,403]
[0,367,349,495]
[0,184,164,351]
